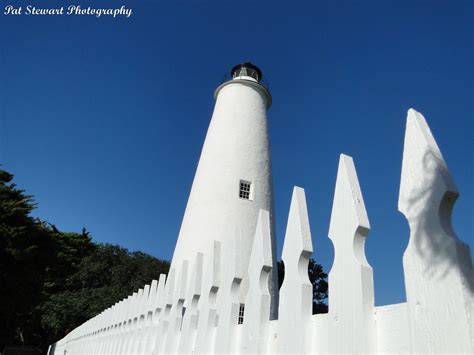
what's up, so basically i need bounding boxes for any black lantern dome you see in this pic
[231,62,263,82]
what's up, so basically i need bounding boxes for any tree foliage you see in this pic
[0,169,170,351]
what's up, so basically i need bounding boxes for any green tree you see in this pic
[0,169,170,351]
[0,169,52,346]
[41,244,170,342]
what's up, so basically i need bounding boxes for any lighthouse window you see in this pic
[239,181,252,200]
[238,304,245,324]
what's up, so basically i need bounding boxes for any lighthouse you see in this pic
[170,62,278,318]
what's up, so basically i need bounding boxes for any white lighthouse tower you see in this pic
[170,62,278,317]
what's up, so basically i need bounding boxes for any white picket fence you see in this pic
[49,109,474,354]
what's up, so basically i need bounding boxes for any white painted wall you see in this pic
[48,109,473,355]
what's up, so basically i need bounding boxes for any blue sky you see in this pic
[1,0,472,306]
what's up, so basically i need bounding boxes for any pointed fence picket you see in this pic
[214,233,244,353]
[144,274,166,353]
[178,252,203,353]
[277,187,313,354]
[152,268,175,353]
[49,109,473,355]
[241,209,273,354]
[163,260,188,354]
[194,241,221,354]
[327,154,376,353]
[399,109,474,353]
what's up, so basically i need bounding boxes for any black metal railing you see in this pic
[220,73,270,91]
